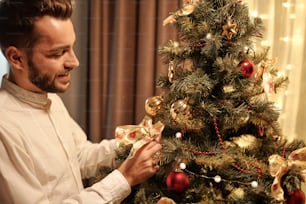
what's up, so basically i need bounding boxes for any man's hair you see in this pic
[0,0,74,53]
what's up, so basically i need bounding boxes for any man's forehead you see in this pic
[33,16,75,48]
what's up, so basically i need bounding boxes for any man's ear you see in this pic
[5,46,26,71]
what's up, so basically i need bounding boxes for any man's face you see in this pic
[25,16,79,93]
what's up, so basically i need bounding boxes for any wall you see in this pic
[0,52,8,83]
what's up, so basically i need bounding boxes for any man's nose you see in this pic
[65,49,79,69]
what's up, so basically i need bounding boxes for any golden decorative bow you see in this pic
[269,147,306,200]
[222,17,238,40]
[115,116,164,158]
[163,0,200,26]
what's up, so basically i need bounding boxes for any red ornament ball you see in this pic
[286,190,305,204]
[239,60,255,78]
[166,171,190,193]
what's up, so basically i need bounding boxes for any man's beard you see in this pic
[28,59,67,93]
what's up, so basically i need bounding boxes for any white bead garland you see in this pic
[175,132,182,139]
[206,33,212,39]
[179,162,186,170]
[214,175,222,183]
[251,181,258,188]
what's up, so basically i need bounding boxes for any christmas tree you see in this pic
[97,0,306,203]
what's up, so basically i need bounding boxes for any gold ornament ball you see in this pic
[145,96,164,116]
[157,197,176,204]
[170,99,193,127]
[170,99,190,120]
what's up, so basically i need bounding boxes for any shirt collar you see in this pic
[1,75,51,110]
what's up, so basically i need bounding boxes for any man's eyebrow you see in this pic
[48,45,70,52]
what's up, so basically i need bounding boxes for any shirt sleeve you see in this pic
[70,117,120,178]
[65,170,131,204]
[0,129,131,204]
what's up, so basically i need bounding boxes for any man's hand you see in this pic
[118,138,162,187]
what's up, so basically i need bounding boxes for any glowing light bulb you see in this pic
[282,2,290,8]
[259,14,269,20]
[206,33,212,39]
[281,37,290,42]
[274,102,282,110]
[251,11,258,17]
[260,40,270,46]
[286,64,292,70]
[277,71,285,77]
[289,14,296,19]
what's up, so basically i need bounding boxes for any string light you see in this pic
[206,33,212,39]
[274,102,283,110]
[281,36,290,42]
[289,14,296,19]
[282,2,290,8]
[285,64,292,70]
[251,10,258,17]
[277,71,286,77]
[259,14,269,19]
[260,40,270,46]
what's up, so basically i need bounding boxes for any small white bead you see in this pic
[175,132,182,138]
[173,41,179,47]
[244,46,249,52]
[206,33,212,39]
[179,162,186,170]
[214,175,222,183]
[251,181,258,188]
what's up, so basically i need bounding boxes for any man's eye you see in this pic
[51,49,67,58]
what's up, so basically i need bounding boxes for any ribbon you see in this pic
[115,116,164,158]
[163,0,200,26]
[269,147,306,200]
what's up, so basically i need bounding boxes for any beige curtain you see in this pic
[246,0,306,142]
[87,0,180,142]
[247,0,306,192]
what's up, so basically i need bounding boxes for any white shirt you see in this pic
[0,76,131,204]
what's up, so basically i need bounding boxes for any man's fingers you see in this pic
[154,135,162,142]
[145,140,162,153]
